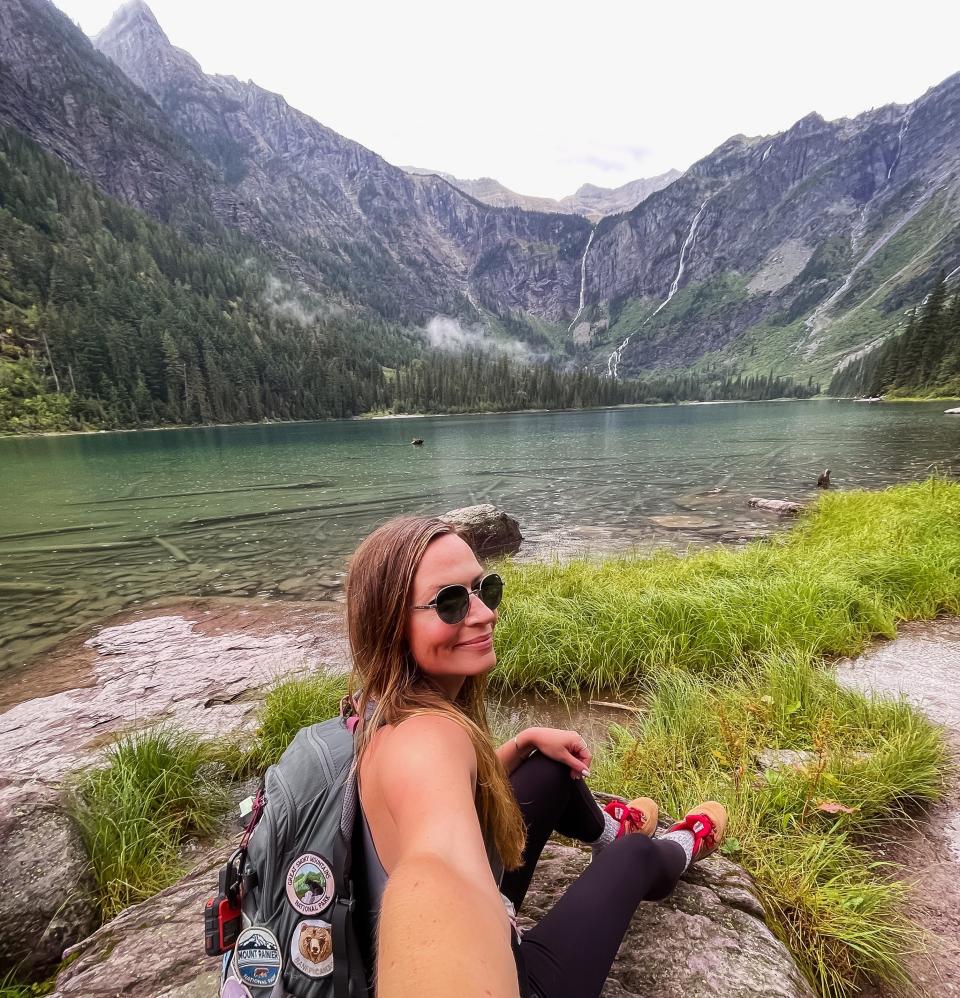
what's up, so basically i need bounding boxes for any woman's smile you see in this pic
[455,633,494,650]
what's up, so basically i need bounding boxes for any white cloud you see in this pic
[424,316,541,362]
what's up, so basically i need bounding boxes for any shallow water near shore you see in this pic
[2,399,959,676]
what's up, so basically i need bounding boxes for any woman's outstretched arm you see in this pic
[378,853,519,998]
[371,713,518,998]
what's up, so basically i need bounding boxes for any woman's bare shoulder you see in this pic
[365,712,477,791]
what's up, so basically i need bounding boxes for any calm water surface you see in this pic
[2,400,959,673]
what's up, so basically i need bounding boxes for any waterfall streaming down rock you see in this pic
[607,194,713,378]
[887,114,911,181]
[567,227,596,333]
[467,212,490,320]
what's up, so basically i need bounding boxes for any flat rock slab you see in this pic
[55,839,812,998]
[0,599,348,783]
[522,843,814,998]
[836,618,960,996]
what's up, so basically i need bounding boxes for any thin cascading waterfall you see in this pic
[466,212,489,319]
[886,113,911,182]
[607,194,713,378]
[567,227,596,333]
[808,110,915,343]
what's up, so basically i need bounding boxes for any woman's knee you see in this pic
[597,833,682,898]
[511,751,571,795]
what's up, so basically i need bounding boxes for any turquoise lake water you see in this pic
[2,400,959,673]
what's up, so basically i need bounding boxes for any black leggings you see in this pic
[504,753,686,998]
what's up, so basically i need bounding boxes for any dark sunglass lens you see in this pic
[435,585,470,624]
[479,574,504,611]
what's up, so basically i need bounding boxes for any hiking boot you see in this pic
[603,796,659,838]
[664,801,727,862]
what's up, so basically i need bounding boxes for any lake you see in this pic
[2,400,959,674]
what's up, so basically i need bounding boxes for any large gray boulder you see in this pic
[53,842,226,998]
[55,839,813,998]
[442,504,523,557]
[0,780,100,980]
[522,843,815,998]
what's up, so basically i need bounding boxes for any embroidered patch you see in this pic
[291,919,334,978]
[285,853,335,915]
[234,926,282,989]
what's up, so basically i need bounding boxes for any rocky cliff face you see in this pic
[90,0,589,324]
[2,0,959,378]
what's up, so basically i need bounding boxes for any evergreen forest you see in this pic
[829,271,960,398]
[0,127,816,434]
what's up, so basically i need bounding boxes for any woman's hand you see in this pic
[518,727,592,779]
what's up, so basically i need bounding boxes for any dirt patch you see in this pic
[836,619,960,996]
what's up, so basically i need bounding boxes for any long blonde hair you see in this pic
[346,516,525,870]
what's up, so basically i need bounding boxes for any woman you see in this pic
[346,516,726,998]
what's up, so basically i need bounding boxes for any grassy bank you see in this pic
[493,477,960,693]
[495,479,958,995]
[590,656,945,996]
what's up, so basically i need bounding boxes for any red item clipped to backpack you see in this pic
[204,850,245,956]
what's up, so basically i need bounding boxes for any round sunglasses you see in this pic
[412,573,504,625]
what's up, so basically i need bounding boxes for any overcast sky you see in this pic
[54,0,960,200]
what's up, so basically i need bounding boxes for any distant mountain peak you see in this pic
[95,1,165,46]
[94,0,203,98]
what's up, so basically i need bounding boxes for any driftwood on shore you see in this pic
[748,497,805,517]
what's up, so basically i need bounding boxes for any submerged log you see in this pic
[747,497,804,517]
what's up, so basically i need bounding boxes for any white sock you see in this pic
[589,812,619,856]
[659,829,695,871]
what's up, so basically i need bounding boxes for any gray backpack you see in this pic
[210,708,373,997]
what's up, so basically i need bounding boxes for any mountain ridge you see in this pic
[400,167,683,221]
[2,0,959,386]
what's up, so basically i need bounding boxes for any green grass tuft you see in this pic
[246,670,349,771]
[0,974,55,998]
[67,728,228,918]
[589,655,946,996]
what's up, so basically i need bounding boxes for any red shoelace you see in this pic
[603,799,648,838]
[666,812,717,858]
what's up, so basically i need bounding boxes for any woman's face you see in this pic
[407,533,498,696]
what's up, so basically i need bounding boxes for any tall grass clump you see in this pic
[589,654,948,997]
[67,728,228,918]
[246,670,349,771]
[493,478,960,694]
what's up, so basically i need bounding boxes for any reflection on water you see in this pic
[2,400,959,674]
